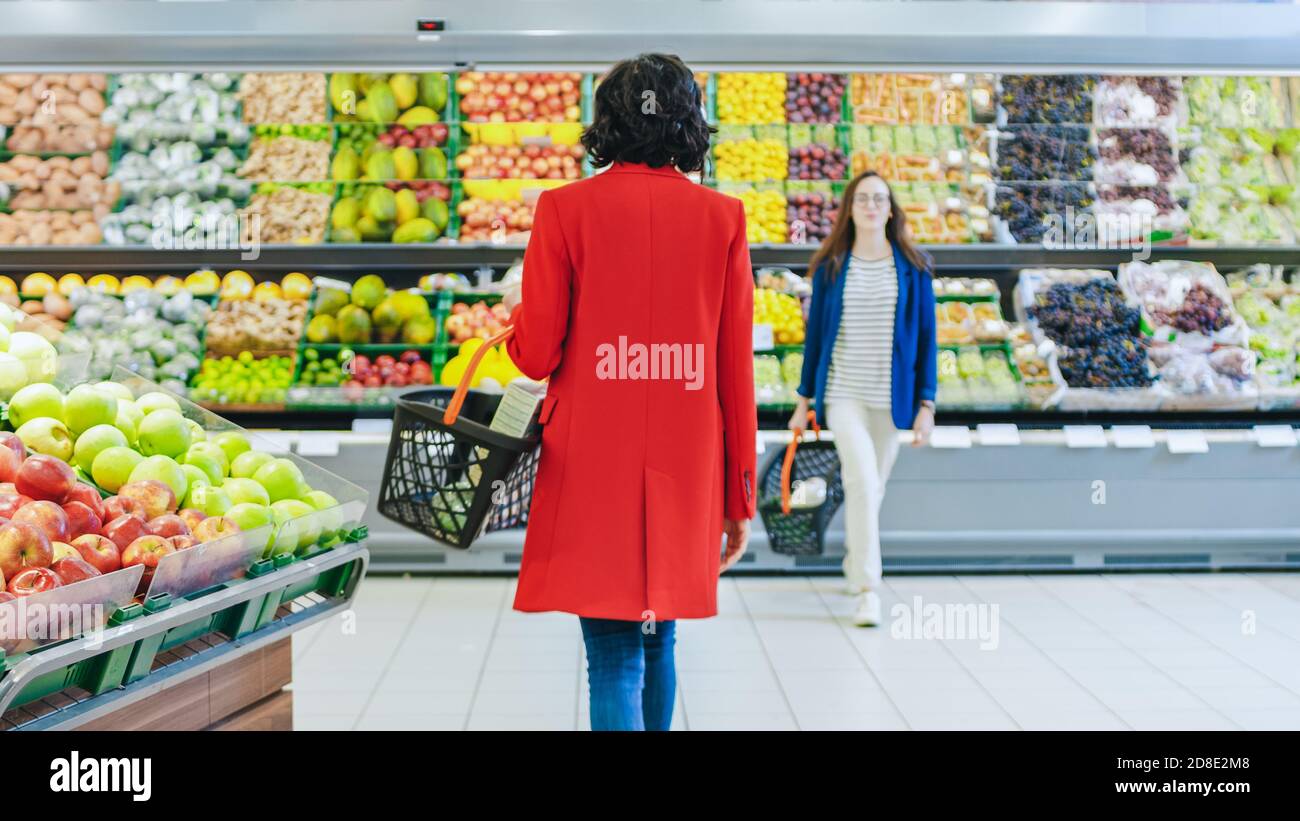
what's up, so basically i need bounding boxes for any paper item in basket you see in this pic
[788,477,827,510]
[489,379,547,439]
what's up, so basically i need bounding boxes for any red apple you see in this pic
[14,454,76,502]
[102,495,145,522]
[71,533,121,575]
[168,534,198,550]
[102,513,147,553]
[0,483,15,495]
[177,508,206,532]
[12,500,69,544]
[0,446,19,484]
[0,493,32,519]
[51,556,101,585]
[0,432,26,463]
[0,521,52,579]
[117,480,177,520]
[64,483,104,520]
[8,566,61,596]
[146,514,190,539]
[192,515,240,545]
[121,535,175,571]
[50,541,79,563]
[62,501,102,541]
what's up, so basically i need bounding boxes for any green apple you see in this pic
[213,431,252,464]
[230,450,274,479]
[128,454,188,502]
[72,423,129,473]
[187,442,230,477]
[15,417,73,460]
[186,419,206,443]
[304,490,345,535]
[226,502,274,553]
[268,506,300,557]
[136,391,181,416]
[185,483,232,517]
[92,446,145,493]
[137,409,192,458]
[271,499,320,551]
[223,477,270,507]
[7,331,57,383]
[183,450,224,484]
[0,352,28,401]
[94,381,135,402]
[252,458,305,503]
[180,464,212,494]
[8,382,63,428]
[63,384,118,437]
[115,399,143,444]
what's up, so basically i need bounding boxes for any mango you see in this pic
[355,215,387,242]
[336,304,373,344]
[357,73,387,94]
[390,290,430,321]
[418,147,447,180]
[306,315,338,344]
[392,217,438,244]
[365,83,399,124]
[397,106,439,128]
[315,287,350,317]
[389,74,419,110]
[420,197,449,232]
[364,149,396,181]
[331,226,361,243]
[364,187,397,222]
[355,99,372,123]
[329,73,358,116]
[351,274,388,310]
[392,146,419,181]
[331,145,360,181]
[330,196,360,230]
[418,73,448,112]
[394,188,420,225]
[402,315,436,345]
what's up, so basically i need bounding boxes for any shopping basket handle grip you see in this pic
[443,325,516,426]
[780,410,820,515]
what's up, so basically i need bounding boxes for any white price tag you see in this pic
[752,324,774,351]
[1111,425,1155,449]
[1166,429,1209,454]
[296,432,341,457]
[976,423,1020,446]
[929,426,972,449]
[351,418,394,435]
[251,431,292,455]
[1253,425,1297,448]
[1064,425,1107,449]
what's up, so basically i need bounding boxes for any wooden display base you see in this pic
[78,638,294,731]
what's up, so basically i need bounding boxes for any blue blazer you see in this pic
[797,242,938,431]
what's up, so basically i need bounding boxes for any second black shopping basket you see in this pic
[378,327,541,548]
[758,410,844,556]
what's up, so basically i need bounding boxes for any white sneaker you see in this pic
[853,591,882,627]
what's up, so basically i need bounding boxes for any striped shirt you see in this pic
[824,254,897,409]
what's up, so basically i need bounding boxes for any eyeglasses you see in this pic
[852,194,891,207]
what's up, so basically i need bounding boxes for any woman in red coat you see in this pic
[503,54,756,731]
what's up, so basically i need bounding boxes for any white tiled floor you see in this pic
[290,573,1300,730]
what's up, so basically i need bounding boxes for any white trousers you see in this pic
[826,399,900,592]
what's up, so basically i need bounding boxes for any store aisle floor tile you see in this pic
[289,573,1300,731]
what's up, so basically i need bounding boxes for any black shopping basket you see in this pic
[378,327,541,548]
[757,410,844,556]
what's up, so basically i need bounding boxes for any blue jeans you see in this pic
[579,617,677,731]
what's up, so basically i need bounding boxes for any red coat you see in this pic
[506,162,757,621]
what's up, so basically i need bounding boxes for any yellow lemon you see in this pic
[57,273,86,295]
[252,281,283,302]
[120,275,153,293]
[0,276,17,296]
[221,270,255,300]
[87,274,120,294]
[458,338,486,358]
[439,356,467,387]
[281,272,312,301]
[184,269,220,295]
[21,272,57,296]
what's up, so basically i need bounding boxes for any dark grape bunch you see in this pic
[995,183,1094,243]
[1030,279,1142,347]
[996,125,1095,181]
[786,192,838,244]
[1121,76,1179,117]
[1096,128,1177,181]
[1096,185,1181,214]
[1000,75,1098,124]
[788,143,848,180]
[1058,338,1153,388]
[785,73,847,124]
[1150,283,1231,334]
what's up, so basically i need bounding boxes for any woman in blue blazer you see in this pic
[791,171,937,627]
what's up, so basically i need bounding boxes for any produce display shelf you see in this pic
[0,538,369,730]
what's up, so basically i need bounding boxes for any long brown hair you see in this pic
[808,171,932,280]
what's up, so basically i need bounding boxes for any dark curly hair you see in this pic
[582,53,715,174]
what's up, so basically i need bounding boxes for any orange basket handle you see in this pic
[443,325,516,426]
[780,410,820,515]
